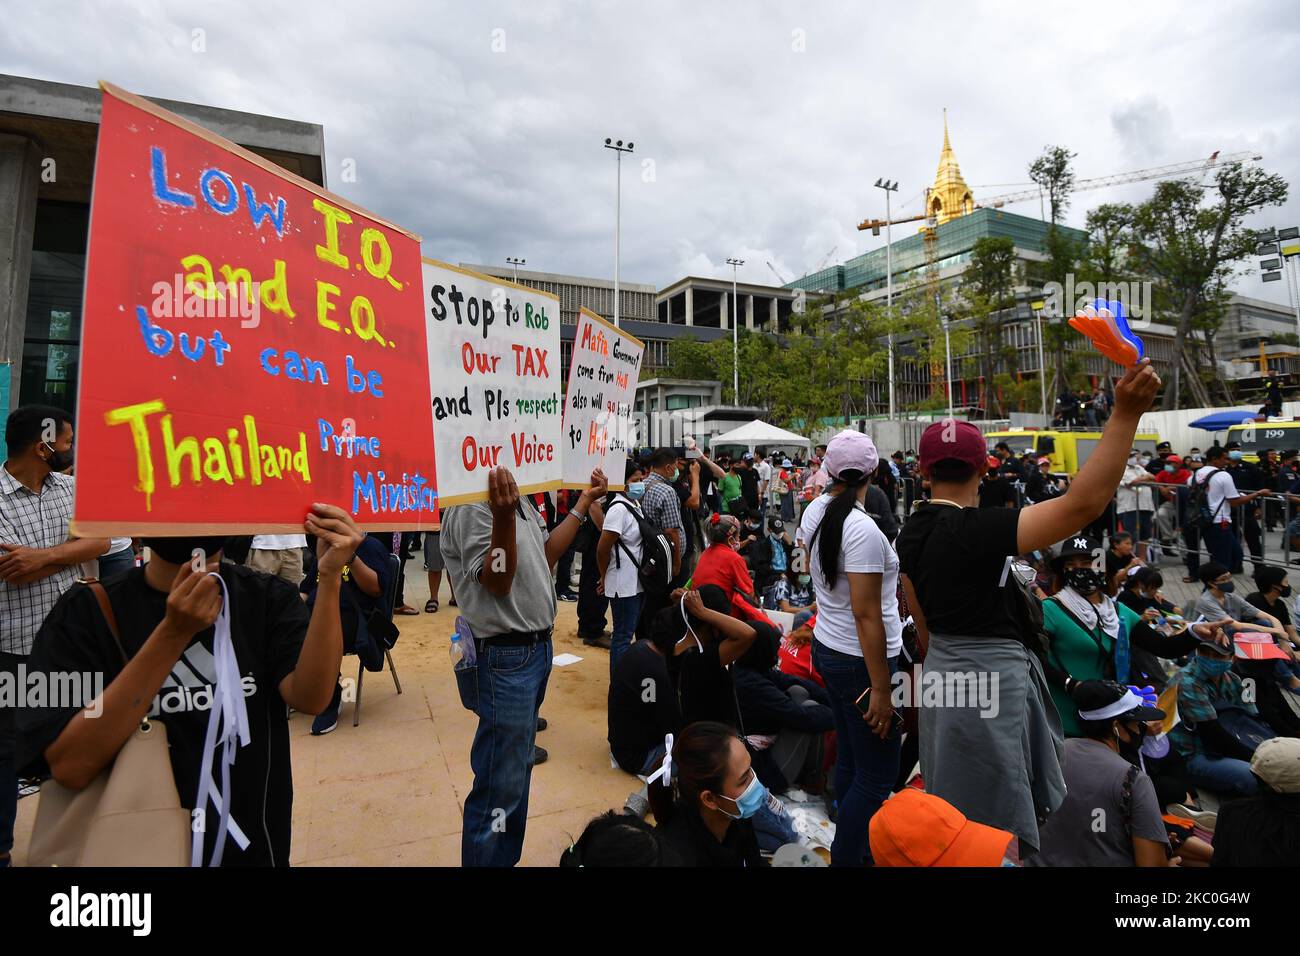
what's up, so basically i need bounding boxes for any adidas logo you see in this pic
[146,643,256,717]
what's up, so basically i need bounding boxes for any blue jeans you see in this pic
[97,547,135,580]
[459,636,553,867]
[0,652,21,856]
[1186,752,1260,797]
[609,594,643,676]
[1202,522,1243,574]
[812,642,900,866]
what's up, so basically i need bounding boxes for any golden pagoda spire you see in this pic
[928,108,974,225]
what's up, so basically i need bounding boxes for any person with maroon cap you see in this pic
[894,360,1161,857]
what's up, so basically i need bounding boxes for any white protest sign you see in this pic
[562,307,643,490]
[421,259,562,505]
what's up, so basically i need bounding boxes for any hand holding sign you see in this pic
[1068,298,1144,367]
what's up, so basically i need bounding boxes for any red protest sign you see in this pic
[73,83,438,535]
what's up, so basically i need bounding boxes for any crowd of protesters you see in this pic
[5,365,1300,870]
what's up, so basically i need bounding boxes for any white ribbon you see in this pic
[645,733,674,788]
[192,573,252,867]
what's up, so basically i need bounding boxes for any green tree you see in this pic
[962,236,1017,417]
[1127,164,1289,409]
[1028,145,1078,226]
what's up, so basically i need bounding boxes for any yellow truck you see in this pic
[984,428,1161,476]
[1224,420,1300,463]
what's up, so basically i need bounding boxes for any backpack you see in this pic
[1188,467,1223,528]
[606,499,673,596]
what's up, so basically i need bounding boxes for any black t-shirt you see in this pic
[1211,793,1300,867]
[608,641,681,773]
[17,564,309,866]
[671,475,700,558]
[1106,549,1135,581]
[1246,591,1292,629]
[664,636,743,731]
[978,475,1017,509]
[658,800,764,867]
[896,504,1026,644]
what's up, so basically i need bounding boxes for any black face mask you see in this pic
[1116,721,1144,766]
[42,442,74,472]
[1281,585,1293,599]
[1064,567,1106,595]
[144,536,228,565]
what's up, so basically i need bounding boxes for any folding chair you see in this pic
[353,552,404,726]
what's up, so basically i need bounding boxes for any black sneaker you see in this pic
[311,682,343,736]
[533,745,549,765]
[537,716,548,732]
[556,592,578,603]
[582,632,613,650]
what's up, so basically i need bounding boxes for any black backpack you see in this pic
[1188,467,1222,529]
[606,499,673,596]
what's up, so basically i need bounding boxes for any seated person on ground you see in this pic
[608,625,681,777]
[1211,737,1300,867]
[731,623,834,795]
[1171,632,1276,798]
[690,514,761,609]
[649,721,767,867]
[762,566,816,618]
[1028,681,1173,867]
[1104,531,1143,594]
[560,811,676,867]
[658,585,757,728]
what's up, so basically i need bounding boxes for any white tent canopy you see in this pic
[708,419,810,451]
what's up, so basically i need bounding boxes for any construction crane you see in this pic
[766,260,789,285]
[855,150,1263,234]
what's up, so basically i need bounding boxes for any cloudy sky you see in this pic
[4,0,1299,304]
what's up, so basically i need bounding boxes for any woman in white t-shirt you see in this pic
[797,428,901,866]
[598,461,647,676]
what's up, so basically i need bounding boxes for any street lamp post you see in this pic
[604,138,634,327]
[726,258,744,401]
[1031,299,1047,419]
[940,312,954,417]
[506,257,525,283]
[875,178,899,419]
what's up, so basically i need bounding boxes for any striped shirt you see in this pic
[0,466,78,655]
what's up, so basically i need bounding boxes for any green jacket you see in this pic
[1042,596,1142,737]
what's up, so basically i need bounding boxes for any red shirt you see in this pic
[691,543,755,598]
[1156,468,1192,484]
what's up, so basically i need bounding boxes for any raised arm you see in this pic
[1017,361,1161,553]
[544,469,608,568]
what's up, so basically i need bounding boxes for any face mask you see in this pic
[718,773,768,820]
[1064,567,1105,595]
[1217,581,1235,594]
[1196,656,1233,677]
[1127,455,1138,465]
[1164,464,1175,474]
[1140,732,1170,759]
[145,536,228,566]
[626,481,646,501]
[1229,451,1244,461]
[1116,723,1144,765]
[42,442,75,472]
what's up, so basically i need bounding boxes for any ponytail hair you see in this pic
[810,469,870,584]
[646,721,741,827]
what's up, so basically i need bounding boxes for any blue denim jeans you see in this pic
[609,594,643,676]
[1186,752,1260,797]
[460,636,553,867]
[812,641,900,866]
[1202,522,1243,575]
[0,652,21,856]
[96,547,135,581]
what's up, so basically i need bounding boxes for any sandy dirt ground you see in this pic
[11,567,637,867]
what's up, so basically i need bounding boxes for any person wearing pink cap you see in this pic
[894,360,1162,857]
[797,428,900,865]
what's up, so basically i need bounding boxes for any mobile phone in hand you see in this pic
[854,687,904,737]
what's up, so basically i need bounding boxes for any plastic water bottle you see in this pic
[450,632,464,667]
